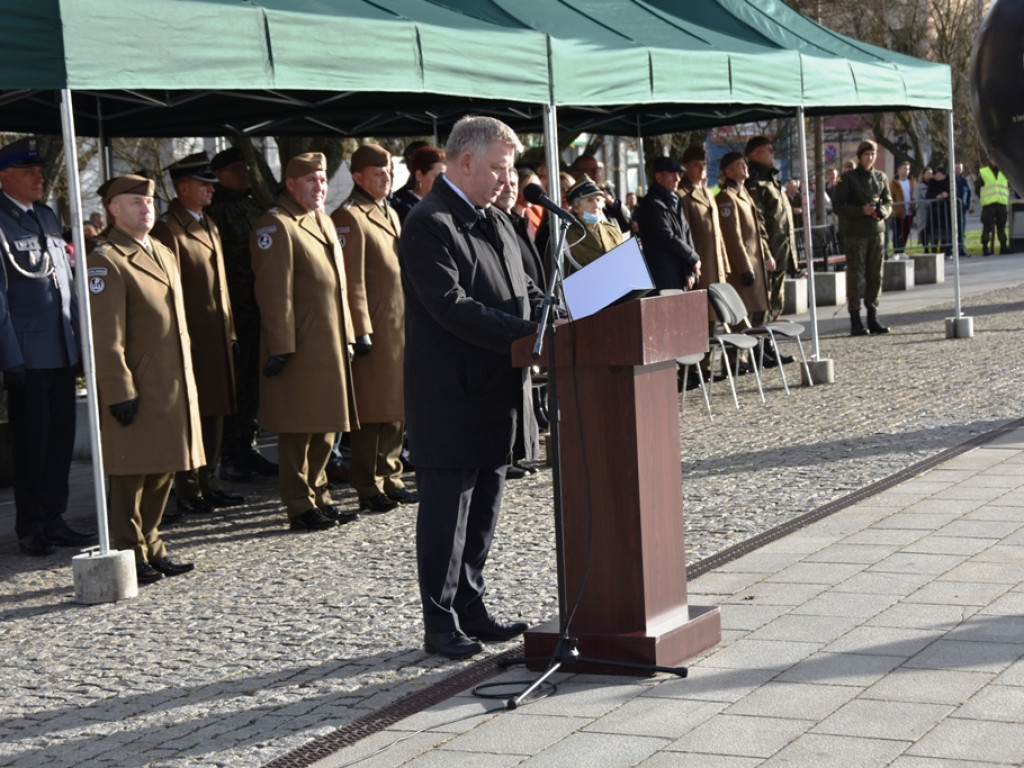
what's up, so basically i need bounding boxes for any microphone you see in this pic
[523,183,585,233]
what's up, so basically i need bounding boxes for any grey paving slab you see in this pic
[901,577,1013,606]
[867,601,979,630]
[724,681,859,720]
[803,542,905,564]
[310,730,451,768]
[954,683,1024,722]
[869,551,967,576]
[902,639,1024,674]
[906,718,1024,764]
[639,666,781,704]
[664,712,814,758]
[822,625,940,657]
[773,651,905,687]
[829,570,936,596]
[788,589,900,619]
[811,699,954,741]
[518,731,668,767]
[859,668,995,706]
[744,613,862,645]
[440,712,590,756]
[759,733,912,768]
[763,561,868,585]
[583,696,726,738]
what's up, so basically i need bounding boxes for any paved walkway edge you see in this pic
[262,415,1024,768]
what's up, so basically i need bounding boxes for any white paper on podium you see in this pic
[562,236,655,321]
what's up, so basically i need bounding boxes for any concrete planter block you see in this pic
[812,271,846,307]
[783,277,808,315]
[73,549,138,604]
[882,259,915,292]
[909,253,944,284]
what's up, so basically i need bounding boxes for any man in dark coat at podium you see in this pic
[399,115,543,660]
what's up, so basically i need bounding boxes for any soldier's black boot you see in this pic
[850,311,869,337]
[866,308,890,335]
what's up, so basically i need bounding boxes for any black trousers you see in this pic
[415,465,507,634]
[8,366,76,539]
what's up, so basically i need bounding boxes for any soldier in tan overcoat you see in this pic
[152,152,243,517]
[88,175,204,584]
[678,146,730,323]
[251,152,359,532]
[716,152,772,319]
[330,144,414,514]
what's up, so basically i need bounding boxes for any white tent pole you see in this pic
[796,107,821,359]
[636,117,646,195]
[543,104,560,202]
[947,110,962,318]
[60,89,110,555]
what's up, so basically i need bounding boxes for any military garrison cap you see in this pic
[285,152,326,179]
[0,137,45,171]
[719,152,745,173]
[168,151,217,183]
[350,143,391,173]
[744,136,772,156]
[102,174,155,205]
[210,147,244,172]
[652,156,683,173]
[566,176,602,205]
[681,146,707,163]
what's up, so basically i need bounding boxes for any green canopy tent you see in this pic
[0,0,955,566]
[1,0,951,137]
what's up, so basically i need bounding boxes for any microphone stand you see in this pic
[503,217,687,711]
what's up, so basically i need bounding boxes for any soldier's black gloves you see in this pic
[742,270,756,287]
[353,334,372,355]
[262,354,291,378]
[3,365,26,390]
[109,398,139,427]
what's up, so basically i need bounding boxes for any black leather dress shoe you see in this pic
[150,557,195,577]
[247,451,278,476]
[204,489,245,508]
[289,508,337,531]
[319,505,359,525]
[176,496,216,516]
[46,523,95,547]
[424,630,484,660]
[136,562,165,585]
[386,487,419,504]
[359,493,399,513]
[505,464,527,480]
[19,535,56,557]
[460,615,529,642]
[218,459,254,484]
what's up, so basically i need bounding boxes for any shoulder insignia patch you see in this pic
[87,267,107,276]
[257,233,273,250]
[88,276,105,294]
[255,225,277,236]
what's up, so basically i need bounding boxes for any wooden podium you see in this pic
[512,292,721,675]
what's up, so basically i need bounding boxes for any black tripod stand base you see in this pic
[522,610,720,677]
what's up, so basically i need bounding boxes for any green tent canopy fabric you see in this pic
[0,0,951,137]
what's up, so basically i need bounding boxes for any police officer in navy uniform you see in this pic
[0,137,93,556]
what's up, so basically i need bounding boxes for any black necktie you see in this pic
[26,207,44,237]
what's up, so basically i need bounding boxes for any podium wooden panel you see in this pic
[513,292,720,674]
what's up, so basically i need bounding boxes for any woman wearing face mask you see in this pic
[564,175,624,275]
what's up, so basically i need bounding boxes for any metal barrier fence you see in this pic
[795,197,968,271]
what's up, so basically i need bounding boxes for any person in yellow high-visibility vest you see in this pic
[976,153,1011,256]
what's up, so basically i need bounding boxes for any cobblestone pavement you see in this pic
[1,257,1023,767]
